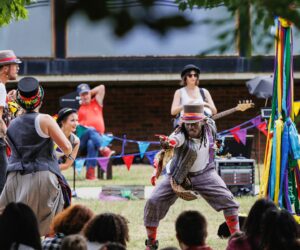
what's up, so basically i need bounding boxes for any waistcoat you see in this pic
[6,112,61,176]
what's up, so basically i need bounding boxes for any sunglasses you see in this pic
[187,73,199,78]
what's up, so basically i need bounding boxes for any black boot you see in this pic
[145,239,159,250]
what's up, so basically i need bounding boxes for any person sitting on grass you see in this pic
[61,234,88,250]
[175,210,212,250]
[260,208,300,250]
[83,212,129,250]
[0,202,42,250]
[42,204,94,249]
[226,198,277,250]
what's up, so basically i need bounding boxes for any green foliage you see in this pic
[0,0,32,26]
[177,0,300,56]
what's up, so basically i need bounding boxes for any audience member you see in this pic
[0,77,72,236]
[175,210,212,250]
[260,208,300,250]
[226,198,277,250]
[42,204,94,249]
[56,107,80,171]
[99,242,126,250]
[83,212,129,250]
[0,202,42,250]
[61,234,87,250]
[77,83,115,180]
[0,50,21,195]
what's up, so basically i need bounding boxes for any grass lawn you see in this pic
[63,164,258,250]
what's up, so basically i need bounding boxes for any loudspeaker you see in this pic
[59,91,80,109]
[215,158,255,196]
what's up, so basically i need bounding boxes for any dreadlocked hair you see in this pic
[177,118,217,149]
[83,213,129,246]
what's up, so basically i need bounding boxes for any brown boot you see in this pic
[86,167,96,180]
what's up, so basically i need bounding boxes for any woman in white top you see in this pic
[171,64,217,122]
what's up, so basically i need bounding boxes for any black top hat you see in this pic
[16,77,44,111]
[18,77,39,98]
[181,64,200,78]
[57,107,77,125]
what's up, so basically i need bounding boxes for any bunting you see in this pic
[97,157,110,172]
[74,159,85,174]
[137,142,150,159]
[122,155,135,171]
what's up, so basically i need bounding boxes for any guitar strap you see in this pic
[199,88,207,102]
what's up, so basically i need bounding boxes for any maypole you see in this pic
[260,17,300,213]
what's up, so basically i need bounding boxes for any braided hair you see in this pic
[176,118,217,149]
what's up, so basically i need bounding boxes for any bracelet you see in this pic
[67,154,75,161]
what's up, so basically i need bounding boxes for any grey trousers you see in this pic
[144,164,239,227]
[0,138,7,195]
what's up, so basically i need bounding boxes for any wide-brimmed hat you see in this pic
[0,50,21,66]
[57,107,77,125]
[16,77,44,111]
[181,64,200,78]
[77,83,90,95]
[181,104,205,123]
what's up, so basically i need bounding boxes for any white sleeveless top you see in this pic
[180,87,203,112]
[179,87,212,117]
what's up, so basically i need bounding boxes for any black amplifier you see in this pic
[215,158,255,196]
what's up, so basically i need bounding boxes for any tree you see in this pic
[2,0,300,57]
[176,0,300,56]
[0,0,31,26]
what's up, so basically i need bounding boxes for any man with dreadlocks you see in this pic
[144,104,240,250]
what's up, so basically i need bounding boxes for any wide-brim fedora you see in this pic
[0,50,21,66]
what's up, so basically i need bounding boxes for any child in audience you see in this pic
[0,202,42,250]
[42,204,94,249]
[260,208,300,250]
[61,234,87,250]
[175,210,212,250]
[83,213,129,250]
[226,198,277,250]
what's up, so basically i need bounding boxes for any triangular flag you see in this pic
[74,159,85,175]
[76,125,88,139]
[235,129,247,145]
[101,134,114,147]
[122,155,134,171]
[137,142,150,159]
[230,127,241,143]
[257,122,268,136]
[251,116,262,127]
[97,157,109,172]
[146,151,158,166]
